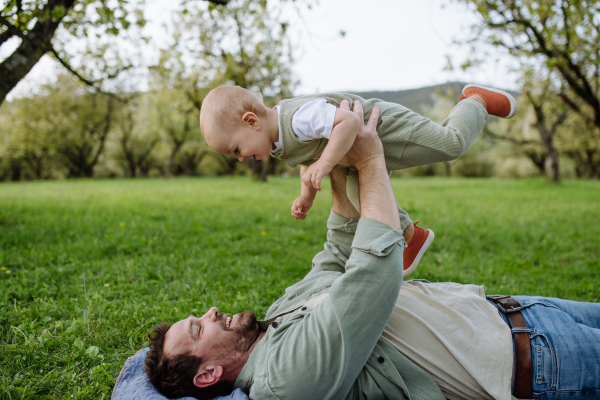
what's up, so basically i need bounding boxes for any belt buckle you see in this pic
[487,295,524,314]
[498,303,525,314]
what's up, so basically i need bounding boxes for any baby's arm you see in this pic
[292,165,318,220]
[302,109,361,190]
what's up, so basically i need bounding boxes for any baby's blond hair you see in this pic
[200,86,267,143]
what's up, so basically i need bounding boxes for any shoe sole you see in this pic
[462,84,518,119]
[403,229,434,278]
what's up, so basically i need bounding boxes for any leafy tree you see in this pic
[486,87,566,180]
[0,0,229,106]
[113,104,160,177]
[0,97,56,179]
[145,87,201,179]
[457,0,600,133]
[522,78,568,181]
[173,142,208,176]
[557,113,600,178]
[36,74,115,177]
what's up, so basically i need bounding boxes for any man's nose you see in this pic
[202,307,219,321]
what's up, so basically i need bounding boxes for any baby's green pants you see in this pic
[345,99,488,229]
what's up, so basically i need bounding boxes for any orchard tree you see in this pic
[558,113,600,178]
[0,97,56,179]
[0,0,229,105]
[457,0,600,132]
[113,105,160,177]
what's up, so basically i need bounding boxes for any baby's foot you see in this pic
[403,222,434,277]
[459,84,518,119]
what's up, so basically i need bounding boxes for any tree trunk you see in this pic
[164,142,183,179]
[248,159,267,181]
[9,158,21,181]
[584,150,598,179]
[444,161,452,177]
[544,148,559,183]
[0,0,77,105]
[260,161,267,182]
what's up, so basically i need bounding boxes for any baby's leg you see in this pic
[388,98,488,170]
[345,171,412,229]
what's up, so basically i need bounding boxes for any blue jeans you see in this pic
[493,296,600,400]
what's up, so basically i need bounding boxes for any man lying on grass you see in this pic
[144,101,600,400]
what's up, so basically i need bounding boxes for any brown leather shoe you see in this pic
[403,222,434,277]
[459,84,518,119]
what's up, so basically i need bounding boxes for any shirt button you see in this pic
[282,155,288,159]
[377,356,384,364]
[271,322,278,328]
[301,306,307,311]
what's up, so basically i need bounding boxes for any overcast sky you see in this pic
[5,0,519,100]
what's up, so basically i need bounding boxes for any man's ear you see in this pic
[241,112,261,130]
[193,364,224,389]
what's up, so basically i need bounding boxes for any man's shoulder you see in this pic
[265,270,340,318]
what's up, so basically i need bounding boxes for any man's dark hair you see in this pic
[144,323,234,400]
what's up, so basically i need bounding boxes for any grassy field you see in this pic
[1,176,599,399]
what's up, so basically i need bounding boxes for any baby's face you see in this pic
[208,126,271,162]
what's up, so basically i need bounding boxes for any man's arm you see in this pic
[305,168,359,276]
[343,101,400,230]
[269,102,407,400]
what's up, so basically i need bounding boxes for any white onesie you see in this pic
[272,98,336,152]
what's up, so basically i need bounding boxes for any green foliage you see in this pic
[459,0,600,173]
[0,0,148,104]
[0,177,599,398]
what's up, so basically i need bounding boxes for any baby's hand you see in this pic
[291,196,314,220]
[302,160,333,191]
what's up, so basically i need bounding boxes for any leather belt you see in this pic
[487,295,533,399]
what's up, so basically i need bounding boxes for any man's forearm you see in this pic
[330,168,360,220]
[357,158,400,230]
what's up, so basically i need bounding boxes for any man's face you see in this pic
[164,307,261,364]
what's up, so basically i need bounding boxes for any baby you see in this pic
[199,84,517,276]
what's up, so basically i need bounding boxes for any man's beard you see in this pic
[213,310,261,355]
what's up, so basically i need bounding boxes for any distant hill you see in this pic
[353,82,468,114]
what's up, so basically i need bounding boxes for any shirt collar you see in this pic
[233,332,268,390]
[271,105,282,153]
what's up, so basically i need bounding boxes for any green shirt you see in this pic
[234,211,445,400]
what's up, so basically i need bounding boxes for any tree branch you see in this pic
[485,129,541,146]
[0,14,26,45]
[50,47,132,104]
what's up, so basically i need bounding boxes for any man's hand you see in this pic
[337,100,383,171]
[291,195,314,220]
[337,99,400,229]
[302,160,333,191]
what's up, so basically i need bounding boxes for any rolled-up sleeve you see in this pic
[307,210,359,276]
[291,217,407,398]
[352,218,406,257]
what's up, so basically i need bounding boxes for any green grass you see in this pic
[1,176,599,399]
